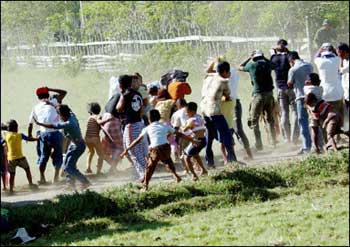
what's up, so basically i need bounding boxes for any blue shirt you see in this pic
[288,59,313,101]
[54,114,83,142]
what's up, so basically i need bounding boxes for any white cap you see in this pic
[321,43,332,48]
[253,50,264,58]
[11,228,36,244]
[321,50,334,56]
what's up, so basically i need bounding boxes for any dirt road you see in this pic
[1,143,311,207]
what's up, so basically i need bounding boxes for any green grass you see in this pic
[1,151,348,246]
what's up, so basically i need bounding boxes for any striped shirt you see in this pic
[85,116,100,139]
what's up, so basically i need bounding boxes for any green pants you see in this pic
[248,92,276,150]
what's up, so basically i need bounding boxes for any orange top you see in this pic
[167,81,191,100]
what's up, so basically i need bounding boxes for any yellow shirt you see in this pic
[3,132,26,161]
[220,99,236,129]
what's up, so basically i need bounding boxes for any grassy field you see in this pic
[1,65,256,186]
[1,151,348,246]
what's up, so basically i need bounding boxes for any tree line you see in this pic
[1,1,349,47]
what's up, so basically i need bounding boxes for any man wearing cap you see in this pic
[313,19,337,49]
[270,39,299,144]
[287,51,313,154]
[239,50,277,151]
[314,44,343,121]
[28,87,67,184]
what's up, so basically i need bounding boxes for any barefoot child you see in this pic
[182,102,208,181]
[305,93,348,153]
[34,105,91,189]
[1,120,38,193]
[85,102,112,174]
[121,109,198,191]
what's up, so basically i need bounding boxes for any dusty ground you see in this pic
[0,143,304,207]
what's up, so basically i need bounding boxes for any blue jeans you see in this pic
[296,99,312,151]
[204,115,237,166]
[37,131,63,169]
[64,141,89,185]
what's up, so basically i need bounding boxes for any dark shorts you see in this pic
[148,143,172,164]
[184,137,206,157]
[8,157,29,174]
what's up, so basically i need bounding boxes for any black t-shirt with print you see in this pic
[123,88,143,124]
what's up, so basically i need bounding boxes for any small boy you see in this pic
[120,109,198,192]
[34,105,91,190]
[182,102,208,181]
[305,93,348,152]
[1,120,38,193]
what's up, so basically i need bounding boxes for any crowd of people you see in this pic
[1,39,349,193]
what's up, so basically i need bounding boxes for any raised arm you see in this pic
[238,57,252,71]
[47,87,67,103]
[120,134,144,158]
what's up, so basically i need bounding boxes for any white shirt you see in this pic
[171,108,191,135]
[140,121,175,148]
[315,56,343,101]
[29,98,60,132]
[109,76,120,99]
[340,59,349,101]
[304,85,324,100]
[229,68,239,100]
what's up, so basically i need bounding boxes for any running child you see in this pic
[121,109,198,191]
[182,102,208,181]
[1,120,38,193]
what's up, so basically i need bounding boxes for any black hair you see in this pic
[57,104,72,118]
[148,86,159,95]
[186,102,197,113]
[307,73,321,86]
[287,51,300,61]
[217,61,230,74]
[305,93,318,105]
[149,109,161,122]
[277,39,288,46]
[177,98,187,107]
[38,93,50,100]
[7,119,18,132]
[87,102,101,115]
[337,43,350,53]
[119,75,133,89]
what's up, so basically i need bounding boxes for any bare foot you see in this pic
[200,170,208,176]
[176,177,182,183]
[192,175,198,181]
[85,169,93,174]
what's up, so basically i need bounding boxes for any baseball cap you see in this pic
[253,50,264,58]
[36,87,49,96]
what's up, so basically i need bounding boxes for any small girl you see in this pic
[85,102,112,174]
[182,102,208,181]
[1,120,38,193]
[34,105,91,190]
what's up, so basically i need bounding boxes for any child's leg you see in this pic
[184,155,198,181]
[143,150,159,190]
[163,158,181,182]
[9,172,15,192]
[193,154,208,175]
[24,167,33,185]
[64,143,90,186]
[94,140,104,173]
[85,141,95,173]
[1,173,7,190]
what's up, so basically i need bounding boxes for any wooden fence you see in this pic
[3,35,308,72]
